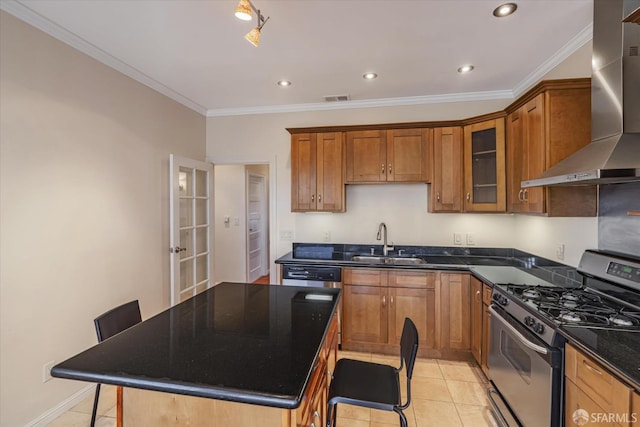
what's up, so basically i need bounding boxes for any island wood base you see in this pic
[120,315,338,427]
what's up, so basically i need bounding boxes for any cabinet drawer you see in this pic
[565,344,631,415]
[389,271,435,289]
[343,269,385,286]
[482,284,492,305]
[565,378,616,427]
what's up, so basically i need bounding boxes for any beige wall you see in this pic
[206,43,596,270]
[0,11,206,426]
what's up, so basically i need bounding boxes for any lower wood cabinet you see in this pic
[470,276,492,375]
[565,343,635,427]
[342,269,471,358]
[342,269,436,354]
[436,273,471,350]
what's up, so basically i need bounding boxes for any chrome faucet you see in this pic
[376,222,395,256]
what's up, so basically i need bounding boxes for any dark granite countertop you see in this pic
[51,282,341,409]
[559,327,640,391]
[275,243,534,270]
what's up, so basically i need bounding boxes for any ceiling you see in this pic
[2,0,593,116]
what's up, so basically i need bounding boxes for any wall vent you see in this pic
[323,94,351,102]
[630,45,638,56]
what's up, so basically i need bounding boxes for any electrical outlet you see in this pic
[42,360,55,383]
[453,232,463,245]
[279,230,293,240]
[466,232,476,246]
[556,243,565,261]
[323,231,331,242]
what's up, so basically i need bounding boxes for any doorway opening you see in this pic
[213,163,271,284]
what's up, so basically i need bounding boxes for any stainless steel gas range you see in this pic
[486,250,640,427]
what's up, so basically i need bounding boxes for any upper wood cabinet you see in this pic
[291,132,345,212]
[463,118,506,212]
[346,128,431,183]
[506,79,596,216]
[430,127,463,213]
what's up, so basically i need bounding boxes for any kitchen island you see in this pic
[51,282,341,426]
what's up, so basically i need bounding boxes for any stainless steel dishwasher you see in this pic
[282,264,342,345]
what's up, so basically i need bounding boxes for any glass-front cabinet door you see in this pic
[463,118,506,212]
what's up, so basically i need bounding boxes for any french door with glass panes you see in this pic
[169,155,214,305]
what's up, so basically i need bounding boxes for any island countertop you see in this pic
[51,282,341,409]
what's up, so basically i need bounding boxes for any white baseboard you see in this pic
[25,384,95,427]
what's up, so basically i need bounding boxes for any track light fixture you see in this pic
[234,0,270,47]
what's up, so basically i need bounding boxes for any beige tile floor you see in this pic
[48,351,497,427]
[46,385,117,427]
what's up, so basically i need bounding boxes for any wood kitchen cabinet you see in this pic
[437,273,471,350]
[463,117,506,212]
[506,79,596,216]
[291,132,345,212]
[565,343,634,427]
[342,268,436,354]
[345,128,431,183]
[470,276,492,375]
[430,127,463,212]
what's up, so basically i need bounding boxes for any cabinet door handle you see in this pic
[518,189,523,202]
[327,369,333,380]
[382,295,386,307]
[313,410,320,420]
[381,163,385,174]
[311,194,315,202]
[390,296,394,305]
[466,193,471,202]
[476,290,481,300]
[388,163,392,174]
[582,360,603,376]
[436,192,440,202]
[318,194,322,203]
[523,189,528,201]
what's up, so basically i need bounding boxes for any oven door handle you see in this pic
[489,306,548,355]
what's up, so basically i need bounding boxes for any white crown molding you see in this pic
[1,0,209,116]
[206,89,515,117]
[2,0,591,119]
[512,23,593,97]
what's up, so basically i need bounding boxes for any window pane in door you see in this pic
[195,199,207,225]
[179,167,193,196]
[180,259,193,291]
[195,170,208,197]
[180,199,193,226]
[195,255,208,283]
[180,229,193,258]
[195,227,208,254]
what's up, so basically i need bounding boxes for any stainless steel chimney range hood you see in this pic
[522,0,640,188]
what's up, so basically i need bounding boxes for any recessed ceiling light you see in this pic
[457,65,474,74]
[277,80,292,87]
[493,2,517,17]
[363,72,378,80]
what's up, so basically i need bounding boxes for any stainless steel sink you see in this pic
[388,257,425,265]
[350,255,425,265]
[351,256,387,263]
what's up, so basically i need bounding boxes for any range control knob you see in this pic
[533,323,545,334]
[524,316,535,327]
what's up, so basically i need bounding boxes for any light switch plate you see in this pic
[454,232,463,245]
[466,233,476,246]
